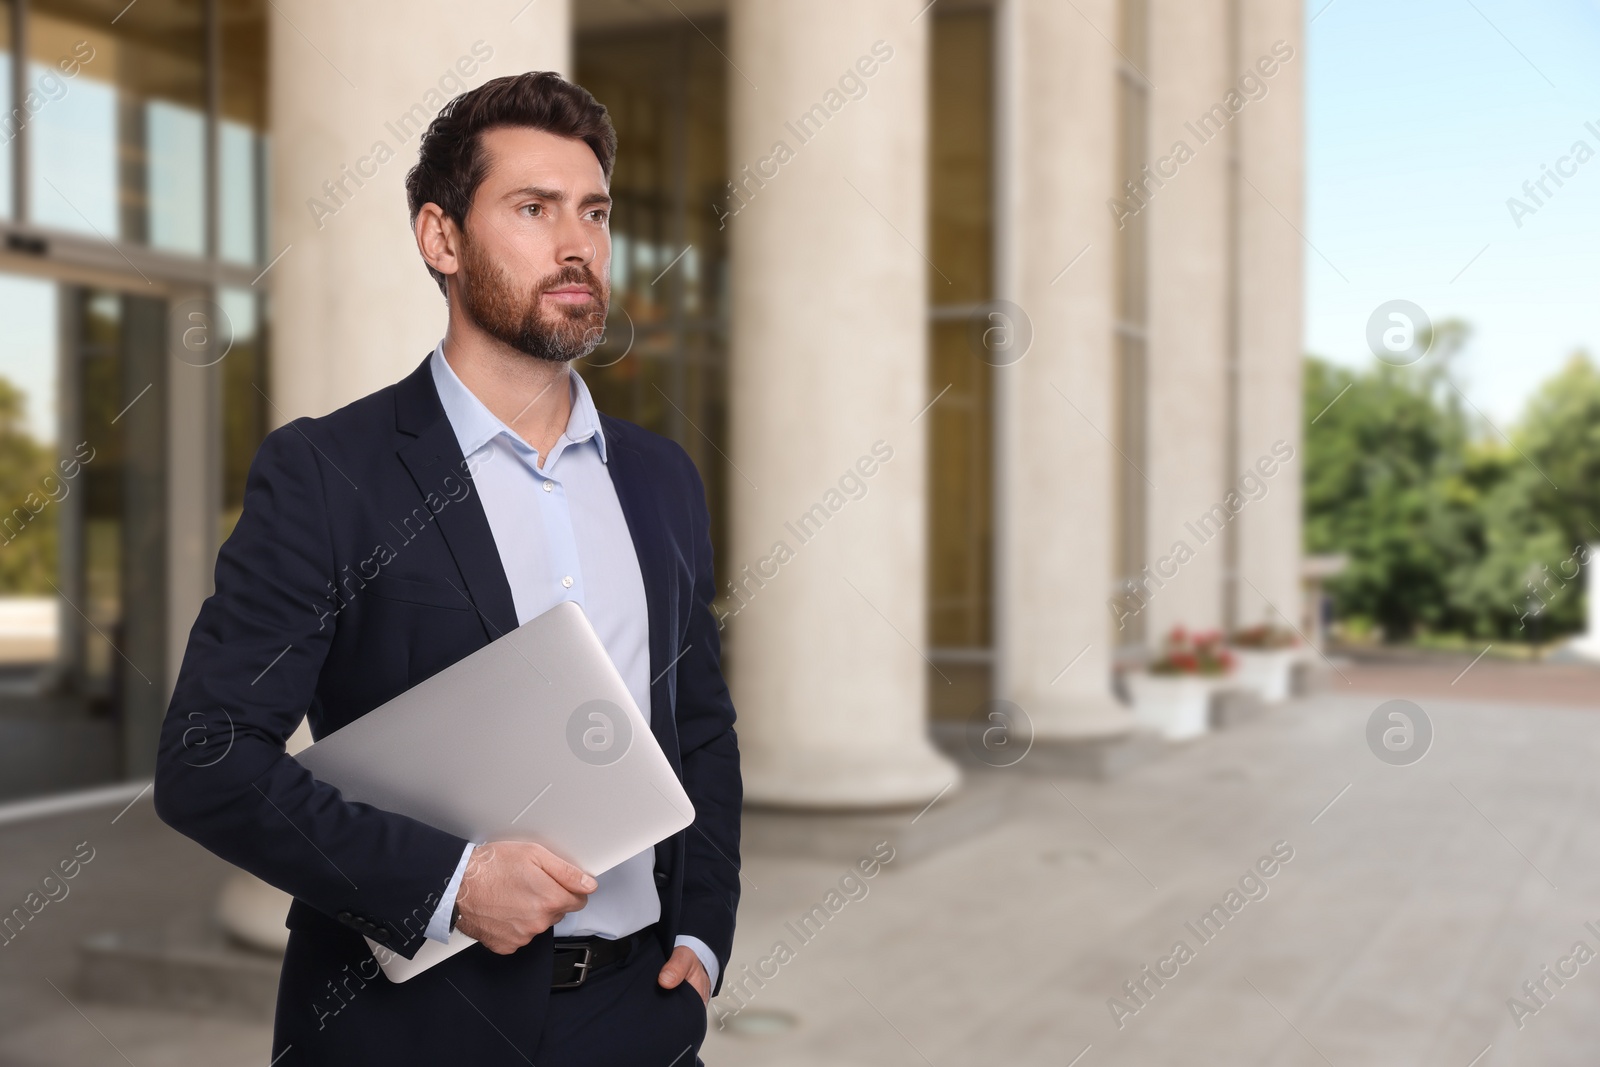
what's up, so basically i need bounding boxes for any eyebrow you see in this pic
[504,186,613,209]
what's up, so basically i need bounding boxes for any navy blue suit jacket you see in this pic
[155,356,741,1063]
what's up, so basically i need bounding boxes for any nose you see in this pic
[554,212,597,268]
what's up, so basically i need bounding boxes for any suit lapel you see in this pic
[393,358,519,644]
[601,415,680,772]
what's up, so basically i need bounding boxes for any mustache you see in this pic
[536,264,605,300]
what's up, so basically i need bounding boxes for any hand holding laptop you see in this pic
[292,602,696,982]
[452,841,597,954]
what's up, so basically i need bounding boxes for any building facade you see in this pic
[0,0,1303,808]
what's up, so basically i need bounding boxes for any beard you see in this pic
[457,235,609,364]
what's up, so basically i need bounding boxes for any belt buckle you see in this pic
[552,945,593,990]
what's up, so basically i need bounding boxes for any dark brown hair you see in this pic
[405,72,617,295]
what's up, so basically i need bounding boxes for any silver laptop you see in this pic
[294,600,695,982]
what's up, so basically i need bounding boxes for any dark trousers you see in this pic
[535,934,708,1066]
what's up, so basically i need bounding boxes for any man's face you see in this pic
[454,126,612,364]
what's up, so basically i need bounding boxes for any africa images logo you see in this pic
[1366,699,1432,766]
[566,699,632,767]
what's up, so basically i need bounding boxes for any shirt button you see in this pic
[562,576,574,589]
[543,480,555,492]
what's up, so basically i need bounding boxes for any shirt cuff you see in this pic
[674,934,720,990]
[425,843,476,944]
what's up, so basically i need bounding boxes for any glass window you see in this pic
[0,1,12,219]
[147,98,206,252]
[927,9,995,717]
[29,0,205,253]
[219,118,259,263]
[75,286,171,779]
[578,24,731,587]
[929,319,993,648]
[930,11,993,308]
[220,0,267,264]
[77,289,124,696]
[0,272,70,801]
[0,274,62,604]
[27,14,118,237]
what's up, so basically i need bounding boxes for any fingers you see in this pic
[658,946,707,997]
[547,889,588,918]
[528,844,597,896]
[454,842,594,953]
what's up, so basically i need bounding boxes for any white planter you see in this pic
[1230,648,1298,703]
[1125,672,1222,740]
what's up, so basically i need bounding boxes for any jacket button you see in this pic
[373,928,390,942]
[654,869,669,887]
[337,911,353,924]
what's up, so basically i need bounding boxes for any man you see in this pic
[155,71,741,1065]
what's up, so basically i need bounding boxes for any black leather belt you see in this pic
[551,926,650,990]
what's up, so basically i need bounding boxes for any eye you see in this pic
[586,209,610,224]
[522,203,544,217]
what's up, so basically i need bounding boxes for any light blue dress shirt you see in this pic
[422,344,717,987]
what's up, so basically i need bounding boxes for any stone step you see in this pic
[1015,730,1171,780]
[738,775,1011,867]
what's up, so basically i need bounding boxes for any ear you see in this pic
[415,203,464,287]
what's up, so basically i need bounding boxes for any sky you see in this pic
[1304,0,1600,424]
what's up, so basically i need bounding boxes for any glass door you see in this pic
[0,272,170,799]
[0,271,106,799]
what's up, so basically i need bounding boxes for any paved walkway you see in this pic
[3,684,1599,1066]
[1335,648,1600,709]
[0,792,265,1065]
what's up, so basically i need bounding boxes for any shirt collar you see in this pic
[429,342,608,464]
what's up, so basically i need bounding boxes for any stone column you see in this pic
[165,285,221,702]
[1142,0,1232,640]
[269,0,571,421]
[992,0,1135,738]
[726,0,959,807]
[1234,0,1305,628]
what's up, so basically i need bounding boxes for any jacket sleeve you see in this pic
[154,421,468,960]
[669,448,743,992]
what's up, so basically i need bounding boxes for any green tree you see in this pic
[1303,323,1491,639]
[1453,353,1600,638]
[1305,333,1600,643]
[0,376,61,595]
